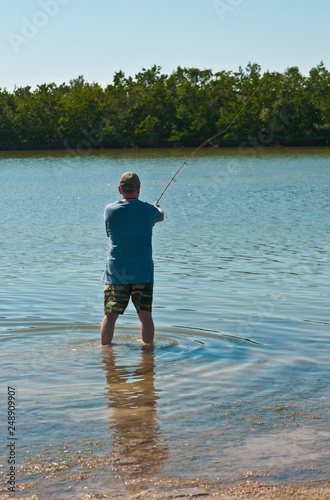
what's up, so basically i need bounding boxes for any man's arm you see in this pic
[104,204,114,236]
[154,202,164,221]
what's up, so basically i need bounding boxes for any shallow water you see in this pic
[0,147,329,498]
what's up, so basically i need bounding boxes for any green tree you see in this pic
[14,83,61,144]
[1,64,329,149]
[0,89,17,145]
[306,61,330,138]
[57,76,104,147]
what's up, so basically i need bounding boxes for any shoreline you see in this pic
[0,144,330,159]
[0,141,330,152]
[1,477,329,499]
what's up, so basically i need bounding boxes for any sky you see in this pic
[1,0,330,91]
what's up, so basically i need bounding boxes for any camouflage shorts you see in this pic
[104,282,153,315]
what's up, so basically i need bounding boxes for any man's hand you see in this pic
[154,202,164,220]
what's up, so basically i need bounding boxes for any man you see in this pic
[101,172,164,345]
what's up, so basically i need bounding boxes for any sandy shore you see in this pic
[1,478,329,500]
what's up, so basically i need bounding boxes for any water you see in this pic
[0,148,329,498]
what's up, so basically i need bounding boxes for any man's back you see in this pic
[103,199,163,285]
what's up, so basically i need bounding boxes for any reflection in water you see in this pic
[101,347,167,480]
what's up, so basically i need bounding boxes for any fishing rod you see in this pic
[155,79,264,205]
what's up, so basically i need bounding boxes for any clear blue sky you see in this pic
[1,0,329,91]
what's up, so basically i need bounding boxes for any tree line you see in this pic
[1,62,329,150]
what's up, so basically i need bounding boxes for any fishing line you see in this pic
[155,78,264,205]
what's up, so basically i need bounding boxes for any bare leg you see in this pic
[138,310,154,344]
[100,312,119,345]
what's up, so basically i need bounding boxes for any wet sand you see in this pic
[1,478,330,499]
